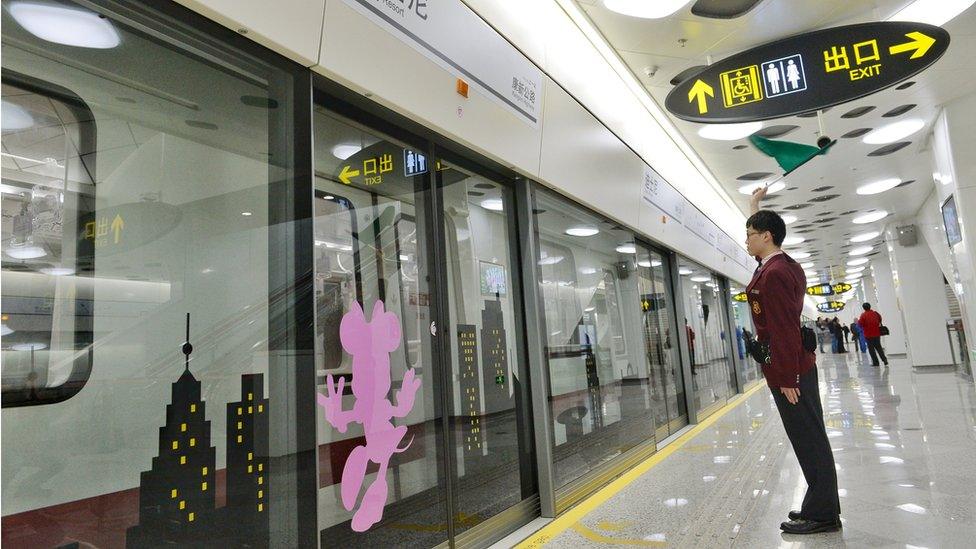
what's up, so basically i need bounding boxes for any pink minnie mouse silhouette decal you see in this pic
[317,300,421,532]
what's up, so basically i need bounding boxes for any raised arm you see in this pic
[750,184,768,215]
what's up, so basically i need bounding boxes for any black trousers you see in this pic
[771,368,841,522]
[866,336,888,366]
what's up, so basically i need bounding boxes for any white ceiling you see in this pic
[576,0,976,283]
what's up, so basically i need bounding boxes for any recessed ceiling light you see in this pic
[480,198,504,211]
[782,215,798,225]
[792,251,811,259]
[331,143,361,160]
[603,0,692,19]
[538,255,564,265]
[853,210,888,224]
[807,277,820,284]
[241,211,253,216]
[848,258,870,266]
[679,268,694,275]
[40,266,75,276]
[801,262,814,268]
[5,245,46,259]
[850,246,873,256]
[1,101,34,131]
[804,269,817,276]
[580,267,599,275]
[638,259,663,268]
[888,0,976,26]
[847,266,866,273]
[565,226,599,237]
[690,275,711,282]
[851,230,881,243]
[783,236,805,246]
[11,342,48,351]
[699,121,764,141]
[846,273,864,280]
[616,243,637,254]
[738,181,786,195]
[862,119,925,145]
[9,2,121,48]
[856,178,901,195]
[0,324,13,336]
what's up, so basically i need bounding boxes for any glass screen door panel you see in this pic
[635,249,670,441]
[312,108,450,547]
[437,157,537,538]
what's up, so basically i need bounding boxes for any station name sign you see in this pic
[666,21,949,123]
[806,282,854,297]
[817,301,846,313]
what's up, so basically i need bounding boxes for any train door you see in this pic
[311,105,536,547]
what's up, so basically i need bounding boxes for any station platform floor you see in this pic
[510,351,976,548]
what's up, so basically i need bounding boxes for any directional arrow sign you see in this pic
[832,282,853,294]
[665,21,949,123]
[111,214,124,244]
[338,164,360,185]
[688,79,714,114]
[732,292,749,302]
[817,301,846,313]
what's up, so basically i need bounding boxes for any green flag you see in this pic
[748,135,835,175]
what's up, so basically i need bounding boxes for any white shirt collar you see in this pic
[760,250,784,267]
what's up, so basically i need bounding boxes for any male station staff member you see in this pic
[746,187,841,534]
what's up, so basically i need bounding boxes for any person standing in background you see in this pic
[858,303,888,367]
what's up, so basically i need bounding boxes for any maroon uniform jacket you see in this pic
[746,252,816,388]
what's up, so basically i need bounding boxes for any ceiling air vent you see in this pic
[797,107,831,118]
[670,65,708,86]
[737,172,774,180]
[691,0,765,18]
[867,142,912,156]
[895,179,916,188]
[784,203,813,210]
[809,194,840,203]
[812,185,835,192]
[883,104,917,117]
[732,144,748,150]
[841,105,876,118]
[895,81,916,90]
[841,128,872,138]
[755,124,799,138]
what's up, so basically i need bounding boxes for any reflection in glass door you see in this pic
[313,109,450,547]
[635,247,687,438]
[437,156,538,544]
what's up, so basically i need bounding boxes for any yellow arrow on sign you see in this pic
[889,31,936,60]
[339,164,360,185]
[111,214,124,244]
[687,79,714,114]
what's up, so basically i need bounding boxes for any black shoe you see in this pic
[780,518,841,534]
[788,510,801,520]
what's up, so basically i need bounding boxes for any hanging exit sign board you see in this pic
[665,22,949,123]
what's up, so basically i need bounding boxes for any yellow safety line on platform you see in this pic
[515,380,768,548]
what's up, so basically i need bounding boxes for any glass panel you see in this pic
[532,189,655,489]
[728,282,760,387]
[312,108,448,546]
[439,161,535,534]
[636,247,686,436]
[677,257,734,414]
[1,1,306,546]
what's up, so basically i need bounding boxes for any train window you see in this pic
[2,76,95,406]
[1,0,307,546]
[531,188,658,490]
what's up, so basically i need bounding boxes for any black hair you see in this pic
[746,210,786,247]
[862,303,872,310]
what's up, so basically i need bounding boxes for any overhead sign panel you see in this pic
[817,301,846,313]
[665,22,949,123]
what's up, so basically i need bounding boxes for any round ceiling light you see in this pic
[679,268,694,275]
[699,121,764,141]
[538,255,564,266]
[690,275,711,282]
[9,2,121,48]
[480,198,504,211]
[852,210,888,224]
[782,214,798,225]
[856,178,901,195]
[862,119,925,145]
[851,230,881,243]
[40,266,75,276]
[801,262,814,268]
[850,246,873,256]
[738,181,786,195]
[791,251,811,259]
[5,245,46,260]
[783,236,805,246]
[847,266,866,273]
[847,257,870,266]
[1,101,34,131]
[565,226,599,237]
[603,0,692,19]
[616,243,637,254]
[331,143,361,160]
